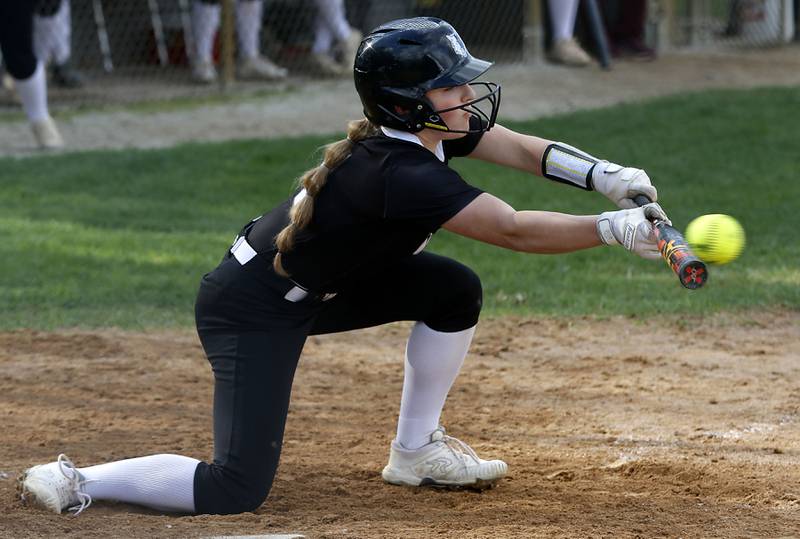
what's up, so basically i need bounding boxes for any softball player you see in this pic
[0,1,63,148]
[20,17,667,516]
[191,0,287,83]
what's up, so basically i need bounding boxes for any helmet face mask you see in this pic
[354,17,502,134]
[422,82,501,134]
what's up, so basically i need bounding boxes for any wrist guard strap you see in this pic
[541,142,600,190]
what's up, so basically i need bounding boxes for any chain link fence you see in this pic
[651,0,797,49]
[1,0,798,113]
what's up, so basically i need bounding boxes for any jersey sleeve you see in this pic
[384,159,483,230]
[442,116,487,160]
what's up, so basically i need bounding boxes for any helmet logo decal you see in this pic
[445,34,467,58]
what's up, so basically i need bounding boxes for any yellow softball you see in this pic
[685,214,745,265]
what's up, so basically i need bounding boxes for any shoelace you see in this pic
[56,454,94,516]
[438,431,482,467]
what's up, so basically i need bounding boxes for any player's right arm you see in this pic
[441,192,663,259]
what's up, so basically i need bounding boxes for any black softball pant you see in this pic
[193,250,482,514]
[0,2,37,80]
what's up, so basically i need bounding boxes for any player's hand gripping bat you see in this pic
[634,195,708,289]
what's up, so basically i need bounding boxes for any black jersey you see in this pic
[247,123,485,293]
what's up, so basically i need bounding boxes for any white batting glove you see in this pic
[591,162,658,209]
[596,203,670,260]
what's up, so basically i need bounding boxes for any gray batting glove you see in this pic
[596,203,669,260]
[592,162,658,209]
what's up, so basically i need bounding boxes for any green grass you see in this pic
[1,86,798,330]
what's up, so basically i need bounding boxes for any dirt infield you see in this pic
[1,310,798,538]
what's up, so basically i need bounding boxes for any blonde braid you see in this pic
[274,118,380,276]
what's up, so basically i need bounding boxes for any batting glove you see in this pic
[596,203,670,260]
[591,162,658,209]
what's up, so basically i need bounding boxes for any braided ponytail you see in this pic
[273,118,379,276]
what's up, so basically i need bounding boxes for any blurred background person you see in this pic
[722,0,745,37]
[307,0,362,77]
[547,0,592,67]
[0,1,63,148]
[192,0,288,84]
[600,0,655,60]
[34,0,85,88]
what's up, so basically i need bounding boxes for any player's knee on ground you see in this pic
[193,461,273,515]
[425,262,482,332]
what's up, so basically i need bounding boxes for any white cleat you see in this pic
[548,38,592,67]
[382,427,507,490]
[192,60,218,84]
[18,454,93,515]
[308,52,347,78]
[30,116,64,150]
[237,55,288,81]
[2,71,15,92]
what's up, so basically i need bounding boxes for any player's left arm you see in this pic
[467,123,658,209]
[467,123,550,174]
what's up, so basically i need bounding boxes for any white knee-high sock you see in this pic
[548,0,579,41]
[396,322,476,450]
[15,62,49,123]
[314,0,350,40]
[312,0,350,54]
[34,13,57,64]
[52,0,72,65]
[192,1,220,63]
[79,454,199,513]
[236,0,263,60]
[34,0,70,65]
[312,16,333,54]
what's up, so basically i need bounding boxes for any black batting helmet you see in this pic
[353,17,501,134]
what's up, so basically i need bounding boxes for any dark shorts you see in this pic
[0,2,37,80]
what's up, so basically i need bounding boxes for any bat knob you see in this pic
[678,260,708,290]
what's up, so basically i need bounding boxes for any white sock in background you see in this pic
[15,63,49,123]
[396,322,476,450]
[312,0,350,54]
[34,7,57,65]
[548,0,579,42]
[312,18,333,54]
[51,0,72,65]
[79,454,199,513]
[35,0,72,65]
[236,0,263,60]
[192,1,221,64]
